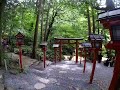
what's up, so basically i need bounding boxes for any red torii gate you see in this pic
[54,38,83,63]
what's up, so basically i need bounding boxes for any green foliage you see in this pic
[62,45,74,55]
[53,15,88,40]
[14,46,32,56]
[22,45,32,55]
[46,48,54,61]
[36,48,43,58]
[14,48,19,54]
[1,0,112,60]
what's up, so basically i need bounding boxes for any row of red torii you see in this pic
[40,35,104,85]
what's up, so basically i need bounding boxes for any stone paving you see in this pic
[4,61,113,90]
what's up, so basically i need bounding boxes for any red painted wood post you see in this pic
[81,49,83,64]
[83,49,86,73]
[59,40,62,61]
[56,48,58,61]
[89,49,97,84]
[76,40,78,63]
[80,49,82,64]
[19,46,23,72]
[54,48,57,63]
[43,47,46,68]
[109,50,120,90]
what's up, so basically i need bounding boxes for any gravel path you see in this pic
[4,61,113,90]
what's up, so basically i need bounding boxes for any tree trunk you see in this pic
[92,8,95,34]
[97,12,100,34]
[0,0,6,66]
[40,0,45,42]
[32,0,41,59]
[87,5,91,36]
[45,11,57,41]
[44,2,50,41]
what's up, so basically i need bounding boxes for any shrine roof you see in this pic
[81,43,92,48]
[89,34,105,41]
[98,8,120,20]
[15,32,25,38]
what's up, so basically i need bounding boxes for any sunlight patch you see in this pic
[71,67,82,71]
[48,69,53,71]
[32,69,44,73]
[68,77,74,80]
[37,77,50,84]
[49,78,57,83]
[56,64,70,69]
[59,71,67,74]
[34,83,46,89]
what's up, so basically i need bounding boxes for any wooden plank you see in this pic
[40,42,47,46]
[53,44,59,48]
[55,38,83,40]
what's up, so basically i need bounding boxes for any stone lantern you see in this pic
[89,34,104,50]
[81,42,92,73]
[89,34,105,84]
[40,42,47,68]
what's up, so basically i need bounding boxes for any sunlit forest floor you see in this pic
[3,54,113,90]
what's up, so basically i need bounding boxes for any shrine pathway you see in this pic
[4,61,113,90]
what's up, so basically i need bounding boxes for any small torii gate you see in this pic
[54,38,83,63]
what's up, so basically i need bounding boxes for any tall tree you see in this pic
[32,0,41,58]
[92,7,95,34]
[45,10,58,41]
[86,5,91,35]
[91,0,96,34]
[40,0,45,42]
[0,0,6,66]
[44,1,50,41]
[97,16,100,34]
